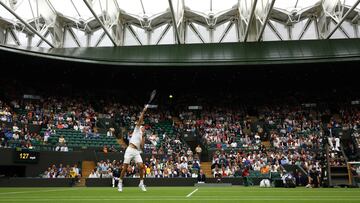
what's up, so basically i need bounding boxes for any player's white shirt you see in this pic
[129,126,143,150]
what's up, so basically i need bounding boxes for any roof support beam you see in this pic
[83,0,117,46]
[189,22,205,43]
[156,23,171,45]
[287,25,292,40]
[351,15,359,24]
[0,28,5,44]
[127,24,143,45]
[9,29,20,46]
[326,0,360,39]
[298,18,312,40]
[67,26,82,47]
[36,29,50,47]
[314,18,320,39]
[168,0,182,44]
[4,29,8,44]
[111,22,125,46]
[330,18,350,38]
[268,21,283,40]
[0,0,54,48]
[95,31,106,47]
[235,19,240,42]
[244,0,258,42]
[257,0,276,41]
[219,21,234,43]
[338,24,350,38]
[354,24,359,38]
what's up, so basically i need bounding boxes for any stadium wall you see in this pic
[0,178,75,187]
[85,178,250,187]
[0,177,269,187]
[0,148,135,177]
[1,39,360,66]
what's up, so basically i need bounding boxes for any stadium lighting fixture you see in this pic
[0,0,55,48]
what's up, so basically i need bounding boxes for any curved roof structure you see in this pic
[0,0,359,48]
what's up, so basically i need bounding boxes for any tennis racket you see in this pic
[147,89,157,105]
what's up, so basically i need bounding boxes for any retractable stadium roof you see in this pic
[0,0,359,48]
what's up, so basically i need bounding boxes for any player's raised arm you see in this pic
[136,105,148,128]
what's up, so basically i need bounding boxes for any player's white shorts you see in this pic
[123,146,143,164]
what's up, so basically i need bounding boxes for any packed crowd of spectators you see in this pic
[41,163,81,179]
[0,122,43,149]
[1,95,186,154]
[0,97,98,149]
[175,104,360,153]
[89,152,201,179]
[1,94,360,163]
[210,147,321,177]
[201,104,360,185]
[0,100,12,122]
[177,109,258,149]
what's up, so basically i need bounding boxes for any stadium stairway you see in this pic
[202,162,213,178]
[78,161,96,187]
[327,144,351,187]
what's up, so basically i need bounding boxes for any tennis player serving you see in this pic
[118,105,148,192]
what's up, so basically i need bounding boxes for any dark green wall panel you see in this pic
[1,39,360,66]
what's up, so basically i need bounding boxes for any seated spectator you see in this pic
[186,148,193,156]
[107,128,115,137]
[89,169,100,178]
[148,133,159,146]
[103,145,108,153]
[73,123,79,131]
[195,145,202,156]
[58,135,66,144]
[12,132,19,140]
[197,169,206,183]
[102,168,113,178]
[24,140,33,149]
[306,167,320,188]
[60,144,69,152]
[282,172,296,188]
[328,136,340,151]
[260,165,270,174]
[43,129,51,143]
[230,140,237,148]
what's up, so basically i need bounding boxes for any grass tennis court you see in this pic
[0,187,360,203]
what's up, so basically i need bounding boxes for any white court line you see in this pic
[186,188,198,198]
[5,195,360,199]
[0,198,360,201]
[0,188,78,195]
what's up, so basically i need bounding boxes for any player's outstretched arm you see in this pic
[136,105,148,128]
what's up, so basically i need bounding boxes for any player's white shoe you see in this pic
[139,184,147,192]
[118,183,123,192]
